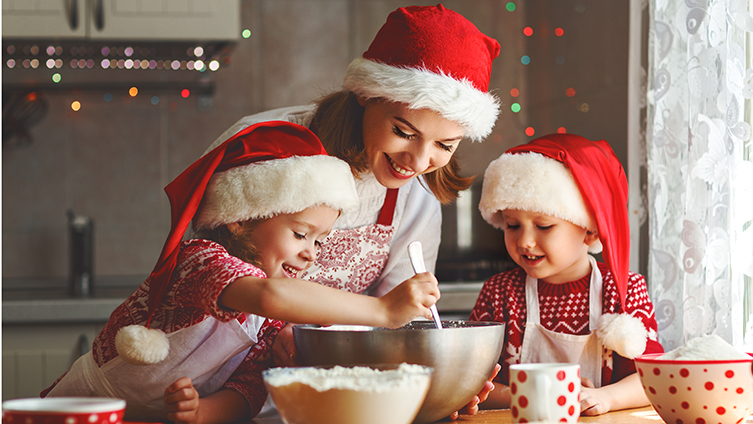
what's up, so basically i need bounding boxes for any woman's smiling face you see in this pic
[359,98,465,189]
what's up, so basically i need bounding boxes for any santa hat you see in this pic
[115,121,359,365]
[342,4,501,141]
[479,134,647,358]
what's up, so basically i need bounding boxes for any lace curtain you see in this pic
[646,0,753,351]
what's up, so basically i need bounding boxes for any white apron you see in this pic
[47,315,262,421]
[519,255,604,387]
[302,188,398,293]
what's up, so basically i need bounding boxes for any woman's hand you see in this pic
[164,377,200,424]
[448,363,501,420]
[272,323,298,367]
[379,272,440,328]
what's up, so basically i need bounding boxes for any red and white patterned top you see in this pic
[469,262,663,386]
[87,239,283,416]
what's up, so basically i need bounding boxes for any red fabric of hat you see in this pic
[364,4,500,92]
[506,134,631,306]
[146,121,327,324]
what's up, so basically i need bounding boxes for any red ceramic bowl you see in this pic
[2,398,125,424]
[635,353,753,424]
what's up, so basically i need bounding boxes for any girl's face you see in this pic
[501,209,599,284]
[239,205,339,279]
[359,98,465,189]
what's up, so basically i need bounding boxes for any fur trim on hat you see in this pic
[596,313,648,359]
[115,325,170,365]
[194,155,358,230]
[479,152,602,253]
[342,58,500,141]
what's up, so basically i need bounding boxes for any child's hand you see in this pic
[580,385,611,416]
[272,323,298,367]
[380,272,440,328]
[448,363,501,420]
[164,377,200,424]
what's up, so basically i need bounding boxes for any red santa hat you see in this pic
[480,134,647,358]
[342,4,501,141]
[115,121,359,365]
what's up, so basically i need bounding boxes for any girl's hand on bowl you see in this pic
[448,363,501,420]
[272,323,298,367]
[380,272,440,328]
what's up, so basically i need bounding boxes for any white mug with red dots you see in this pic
[509,363,581,423]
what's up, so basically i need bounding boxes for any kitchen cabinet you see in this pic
[2,322,105,401]
[2,0,240,41]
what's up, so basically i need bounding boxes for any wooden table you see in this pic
[249,406,670,424]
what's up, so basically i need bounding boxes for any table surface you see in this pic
[248,406,672,424]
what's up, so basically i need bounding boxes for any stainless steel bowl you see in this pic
[293,321,505,424]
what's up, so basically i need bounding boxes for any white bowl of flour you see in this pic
[635,335,753,424]
[263,363,432,424]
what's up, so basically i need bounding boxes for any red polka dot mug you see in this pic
[509,363,581,423]
[2,397,125,424]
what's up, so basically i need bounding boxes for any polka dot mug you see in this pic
[509,363,581,423]
[2,397,125,424]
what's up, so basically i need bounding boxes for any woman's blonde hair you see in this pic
[309,91,474,204]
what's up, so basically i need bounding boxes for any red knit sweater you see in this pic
[469,262,663,385]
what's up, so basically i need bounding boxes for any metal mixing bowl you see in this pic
[293,321,505,424]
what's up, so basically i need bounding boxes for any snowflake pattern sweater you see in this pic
[469,262,663,386]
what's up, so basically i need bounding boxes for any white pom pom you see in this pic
[115,325,169,365]
[596,313,647,359]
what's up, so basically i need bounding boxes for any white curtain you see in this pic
[646,0,753,351]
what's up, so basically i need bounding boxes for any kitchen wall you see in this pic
[2,0,629,290]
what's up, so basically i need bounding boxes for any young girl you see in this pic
[42,121,440,424]
[471,133,664,415]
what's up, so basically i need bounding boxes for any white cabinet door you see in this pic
[89,0,240,41]
[2,0,87,38]
[1,0,239,41]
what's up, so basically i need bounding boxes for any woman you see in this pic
[206,4,502,418]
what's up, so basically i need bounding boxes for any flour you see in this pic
[658,335,750,360]
[263,363,431,393]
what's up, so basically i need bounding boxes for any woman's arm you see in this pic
[218,272,440,329]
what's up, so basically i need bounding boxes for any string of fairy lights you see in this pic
[3,29,252,112]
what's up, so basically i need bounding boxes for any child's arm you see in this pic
[164,377,250,424]
[478,381,512,410]
[218,272,440,328]
[580,373,648,415]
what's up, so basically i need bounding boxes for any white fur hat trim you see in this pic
[115,324,170,365]
[194,155,358,230]
[479,152,603,253]
[596,313,648,359]
[342,58,500,141]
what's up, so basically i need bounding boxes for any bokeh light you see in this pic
[151,96,160,105]
[557,127,567,134]
[566,88,576,97]
[579,103,590,112]
[525,127,535,137]
[510,88,519,97]
[104,93,113,102]
[506,2,516,12]
[242,29,251,38]
[521,55,530,65]
[181,89,190,98]
[129,86,138,97]
[555,28,564,36]
[523,27,533,36]
[209,60,220,71]
[511,103,521,113]
[71,101,81,111]
[51,73,62,83]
